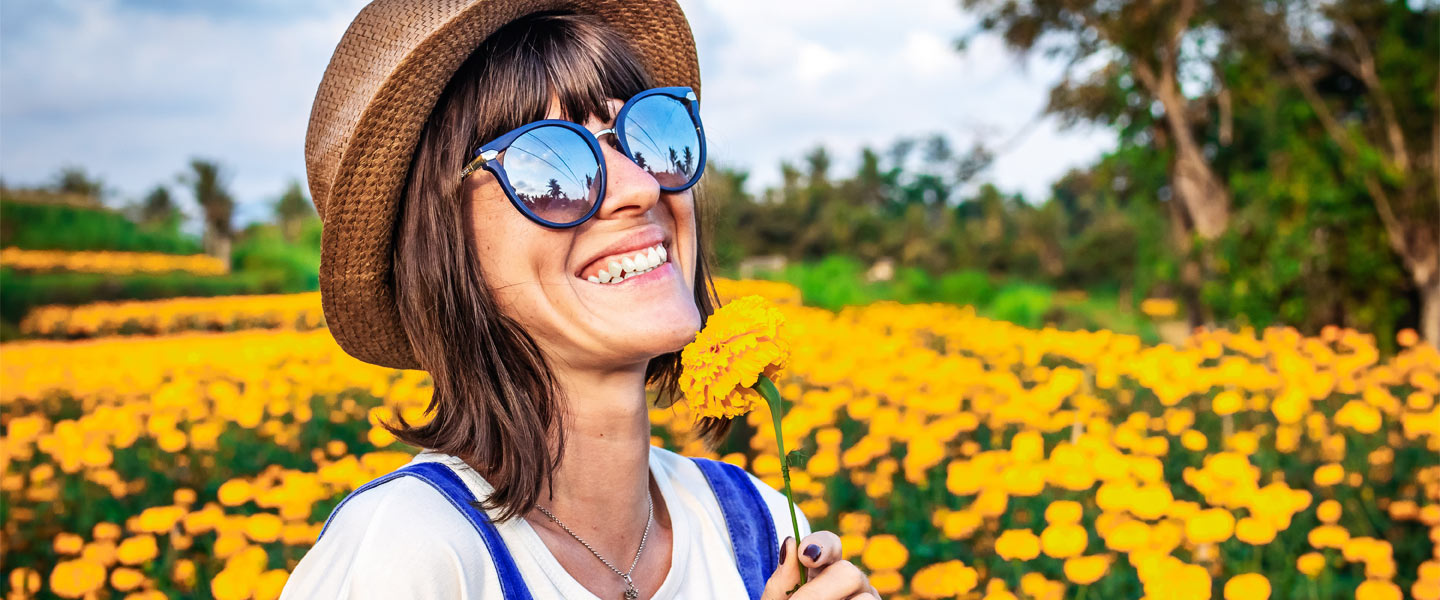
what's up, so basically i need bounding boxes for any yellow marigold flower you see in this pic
[1040,523,1087,559]
[116,534,158,565]
[910,560,978,597]
[1314,463,1345,487]
[10,566,41,593]
[839,513,872,535]
[125,591,169,600]
[869,570,903,595]
[80,541,117,566]
[1356,580,1403,600]
[1185,508,1236,545]
[245,513,284,543]
[173,488,197,505]
[1130,484,1173,520]
[1063,555,1109,585]
[1297,552,1326,577]
[217,479,253,507]
[1180,430,1208,451]
[995,529,1041,561]
[48,558,105,598]
[172,559,197,588]
[1045,500,1083,524]
[134,505,186,534]
[109,567,145,591]
[1235,516,1277,545]
[211,567,253,600]
[92,522,121,541]
[255,569,290,600]
[1104,520,1150,552]
[53,532,84,555]
[860,534,908,571]
[1224,573,1271,600]
[1308,524,1350,549]
[679,295,788,420]
[1317,499,1342,524]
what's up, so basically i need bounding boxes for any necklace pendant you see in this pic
[623,585,639,600]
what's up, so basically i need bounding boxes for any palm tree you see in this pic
[139,185,182,231]
[273,180,314,242]
[182,159,235,263]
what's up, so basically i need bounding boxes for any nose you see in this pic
[591,130,662,221]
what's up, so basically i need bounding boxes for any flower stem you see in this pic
[756,374,805,585]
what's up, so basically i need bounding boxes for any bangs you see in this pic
[465,12,656,149]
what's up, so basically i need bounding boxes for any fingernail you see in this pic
[779,536,792,565]
[803,544,821,562]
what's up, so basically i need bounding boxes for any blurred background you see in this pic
[2,0,1438,599]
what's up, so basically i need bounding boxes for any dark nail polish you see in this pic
[803,544,821,562]
[779,536,792,565]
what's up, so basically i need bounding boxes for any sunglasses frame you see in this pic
[458,86,707,229]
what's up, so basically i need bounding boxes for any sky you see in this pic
[0,0,1113,229]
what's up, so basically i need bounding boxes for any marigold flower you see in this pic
[679,295,788,420]
[1356,580,1403,600]
[116,534,158,565]
[48,558,105,598]
[1185,508,1236,545]
[109,567,145,591]
[1317,499,1341,524]
[860,534,909,571]
[1040,523,1088,558]
[1045,500,1083,524]
[1063,555,1109,585]
[910,560,978,597]
[1297,552,1326,577]
[1235,516,1276,545]
[995,529,1041,561]
[1224,573,1271,600]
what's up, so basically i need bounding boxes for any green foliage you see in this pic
[231,219,322,292]
[0,197,201,254]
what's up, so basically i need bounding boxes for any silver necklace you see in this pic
[535,488,653,600]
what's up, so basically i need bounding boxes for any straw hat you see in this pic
[305,0,701,370]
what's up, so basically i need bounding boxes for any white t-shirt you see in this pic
[280,445,811,599]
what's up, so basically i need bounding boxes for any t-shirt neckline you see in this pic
[498,447,691,600]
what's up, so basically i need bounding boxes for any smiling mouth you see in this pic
[579,242,669,284]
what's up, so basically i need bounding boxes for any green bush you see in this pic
[0,198,201,254]
[231,222,321,292]
[983,283,1055,329]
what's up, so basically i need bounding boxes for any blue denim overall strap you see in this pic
[316,461,534,600]
[690,457,780,600]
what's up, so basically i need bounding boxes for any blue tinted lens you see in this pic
[622,95,701,189]
[501,124,601,225]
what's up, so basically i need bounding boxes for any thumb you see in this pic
[760,536,803,600]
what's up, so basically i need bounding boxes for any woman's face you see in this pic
[464,96,703,373]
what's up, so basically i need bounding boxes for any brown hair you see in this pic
[381,11,730,522]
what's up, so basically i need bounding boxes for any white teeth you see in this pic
[585,243,670,284]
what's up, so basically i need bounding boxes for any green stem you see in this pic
[1076,584,1088,600]
[756,374,806,586]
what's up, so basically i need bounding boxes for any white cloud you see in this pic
[0,0,1111,231]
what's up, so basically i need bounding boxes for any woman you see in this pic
[281,1,880,599]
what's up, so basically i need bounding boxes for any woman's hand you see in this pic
[761,531,881,600]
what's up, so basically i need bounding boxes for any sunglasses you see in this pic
[458,86,707,229]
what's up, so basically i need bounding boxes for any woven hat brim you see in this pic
[307,0,701,370]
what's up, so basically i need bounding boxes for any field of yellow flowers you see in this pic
[2,279,1437,599]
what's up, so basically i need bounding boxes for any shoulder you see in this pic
[280,465,499,599]
[650,447,812,544]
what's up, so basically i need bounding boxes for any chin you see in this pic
[626,301,702,358]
